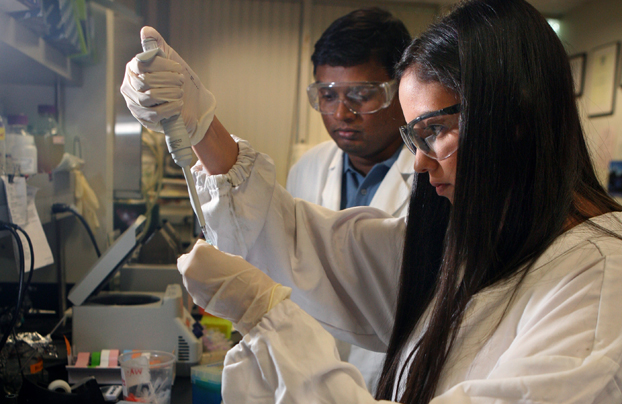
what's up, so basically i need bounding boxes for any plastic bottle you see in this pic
[0,115,5,175]
[34,105,65,173]
[6,114,37,175]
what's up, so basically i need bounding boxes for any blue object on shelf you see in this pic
[191,363,223,404]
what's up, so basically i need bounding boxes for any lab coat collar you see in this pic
[323,145,415,215]
[322,148,344,211]
[369,146,415,216]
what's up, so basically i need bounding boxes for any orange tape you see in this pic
[30,358,43,374]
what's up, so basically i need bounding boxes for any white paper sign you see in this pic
[20,186,54,270]
[2,176,27,226]
[121,355,151,397]
[0,176,55,271]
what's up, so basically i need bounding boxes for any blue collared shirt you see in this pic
[340,148,401,210]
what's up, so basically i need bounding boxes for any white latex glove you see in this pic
[74,170,100,230]
[178,240,292,335]
[120,26,216,145]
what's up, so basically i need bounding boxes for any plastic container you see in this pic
[6,114,37,175]
[200,313,232,339]
[119,350,176,404]
[191,362,223,404]
[34,105,65,173]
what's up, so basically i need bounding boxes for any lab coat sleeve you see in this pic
[285,156,298,195]
[193,137,405,351]
[222,298,397,404]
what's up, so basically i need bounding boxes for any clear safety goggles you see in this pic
[399,103,461,161]
[306,80,398,115]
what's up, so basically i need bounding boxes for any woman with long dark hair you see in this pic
[375,0,622,401]
[122,0,622,402]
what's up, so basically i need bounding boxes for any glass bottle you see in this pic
[6,114,37,176]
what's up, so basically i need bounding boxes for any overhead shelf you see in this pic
[0,11,82,86]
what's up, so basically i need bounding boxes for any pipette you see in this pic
[136,38,212,243]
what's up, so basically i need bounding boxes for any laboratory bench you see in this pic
[0,312,227,403]
[0,367,194,404]
[1,367,194,403]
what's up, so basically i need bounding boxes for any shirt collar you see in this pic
[343,146,402,175]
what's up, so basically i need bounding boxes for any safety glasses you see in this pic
[399,103,461,161]
[307,80,397,115]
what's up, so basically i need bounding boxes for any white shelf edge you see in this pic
[0,11,81,83]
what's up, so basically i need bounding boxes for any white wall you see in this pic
[560,0,622,184]
[170,0,303,187]
[168,0,437,186]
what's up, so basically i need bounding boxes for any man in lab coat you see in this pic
[286,8,415,394]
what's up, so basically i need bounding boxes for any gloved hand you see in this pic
[120,26,216,146]
[178,240,292,335]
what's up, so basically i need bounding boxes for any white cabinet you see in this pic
[0,2,143,286]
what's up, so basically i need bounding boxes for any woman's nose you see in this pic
[413,150,437,174]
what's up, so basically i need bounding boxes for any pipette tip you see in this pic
[201,226,213,245]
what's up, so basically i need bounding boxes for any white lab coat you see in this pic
[286,140,415,393]
[286,140,415,217]
[194,138,622,403]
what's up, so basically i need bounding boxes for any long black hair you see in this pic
[311,7,411,78]
[375,0,622,402]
